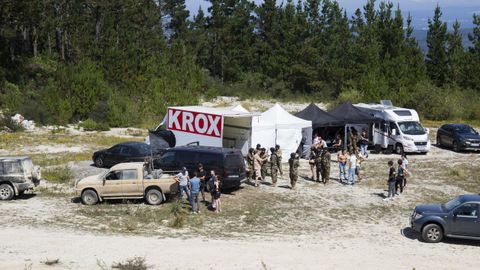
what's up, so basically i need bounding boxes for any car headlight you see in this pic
[403,136,414,141]
[413,212,423,220]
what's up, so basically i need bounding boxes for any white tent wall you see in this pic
[250,104,311,162]
[223,116,251,155]
[300,127,313,158]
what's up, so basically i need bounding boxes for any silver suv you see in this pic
[0,157,41,200]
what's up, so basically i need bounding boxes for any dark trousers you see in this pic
[395,176,405,194]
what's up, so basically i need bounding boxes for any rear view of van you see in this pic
[155,146,246,190]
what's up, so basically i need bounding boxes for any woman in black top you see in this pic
[384,160,396,201]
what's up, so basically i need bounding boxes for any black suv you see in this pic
[154,146,246,190]
[410,195,480,243]
[437,124,480,152]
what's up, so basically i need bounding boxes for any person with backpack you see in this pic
[270,147,280,187]
[207,171,217,208]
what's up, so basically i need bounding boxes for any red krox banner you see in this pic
[167,108,223,138]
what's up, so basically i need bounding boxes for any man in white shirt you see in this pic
[174,167,191,203]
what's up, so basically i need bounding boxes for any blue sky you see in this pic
[186,0,480,29]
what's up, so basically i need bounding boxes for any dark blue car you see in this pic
[437,124,480,152]
[411,194,480,243]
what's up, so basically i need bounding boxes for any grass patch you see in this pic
[446,164,480,193]
[31,152,92,167]
[43,166,75,184]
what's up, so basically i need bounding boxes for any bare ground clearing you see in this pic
[1,130,480,269]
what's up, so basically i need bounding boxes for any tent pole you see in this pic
[344,125,348,151]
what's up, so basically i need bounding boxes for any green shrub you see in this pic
[111,257,148,270]
[169,201,187,228]
[80,118,110,131]
[43,166,74,184]
[0,115,24,132]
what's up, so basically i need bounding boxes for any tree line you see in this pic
[1,0,480,127]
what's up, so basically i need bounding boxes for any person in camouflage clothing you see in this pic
[289,153,300,189]
[275,144,283,176]
[246,148,255,181]
[270,147,280,187]
[260,148,268,180]
[315,148,323,183]
[349,127,358,153]
[320,149,331,184]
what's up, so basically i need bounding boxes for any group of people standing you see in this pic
[308,137,331,184]
[246,144,300,189]
[174,164,222,214]
[384,154,409,201]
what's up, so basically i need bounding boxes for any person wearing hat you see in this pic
[270,147,280,187]
[288,153,300,189]
[174,167,191,205]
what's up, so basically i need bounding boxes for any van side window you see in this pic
[177,152,198,167]
[199,153,222,167]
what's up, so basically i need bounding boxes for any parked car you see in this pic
[75,162,178,205]
[0,156,41,200]
[437,124,480,152]
[92,142,160,168]
[154,146,247,190]
[410,194,480,243]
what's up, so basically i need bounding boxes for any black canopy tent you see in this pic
[295,103,344,128]
[295,103,344,157]
[328,102,379,151]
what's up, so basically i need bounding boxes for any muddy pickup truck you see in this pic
[0,156,41,200]
[75,162,178,205]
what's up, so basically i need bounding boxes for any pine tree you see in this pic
[446,20,465,85]
[426,5,448,86]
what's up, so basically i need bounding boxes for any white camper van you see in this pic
[355,100,431,154]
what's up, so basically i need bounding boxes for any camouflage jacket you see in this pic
[321,151,331,167]
[270,153,280,169]
[289,158,299,174]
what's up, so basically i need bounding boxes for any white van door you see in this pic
[372,121,389,150]
[389,122,402,147]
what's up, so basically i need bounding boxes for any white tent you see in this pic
[231,104,250,113]
[251,104,312,159]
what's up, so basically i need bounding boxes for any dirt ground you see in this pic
[1,128,480,270]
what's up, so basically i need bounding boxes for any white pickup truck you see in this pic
[75,162,178,205]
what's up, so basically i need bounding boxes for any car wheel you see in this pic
[421,223,443,243]
[453,141,460,152]
[0,184,14,200]
[94,156,104,168]
[145,189,163,205]
[81,190,99,205]
[395,144,404,155]
[436,135,442,147]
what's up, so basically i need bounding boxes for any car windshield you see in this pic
[398,121,426,135]
[444,197,463,211]
[454,125,478,135]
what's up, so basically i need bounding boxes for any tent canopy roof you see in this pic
[253,104,311,129]
[169,106,259,118]
[295,103,344,128]
[328,102,378,124]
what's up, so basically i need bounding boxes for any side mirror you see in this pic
[425,128,430,134]
[102,178,106,185]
